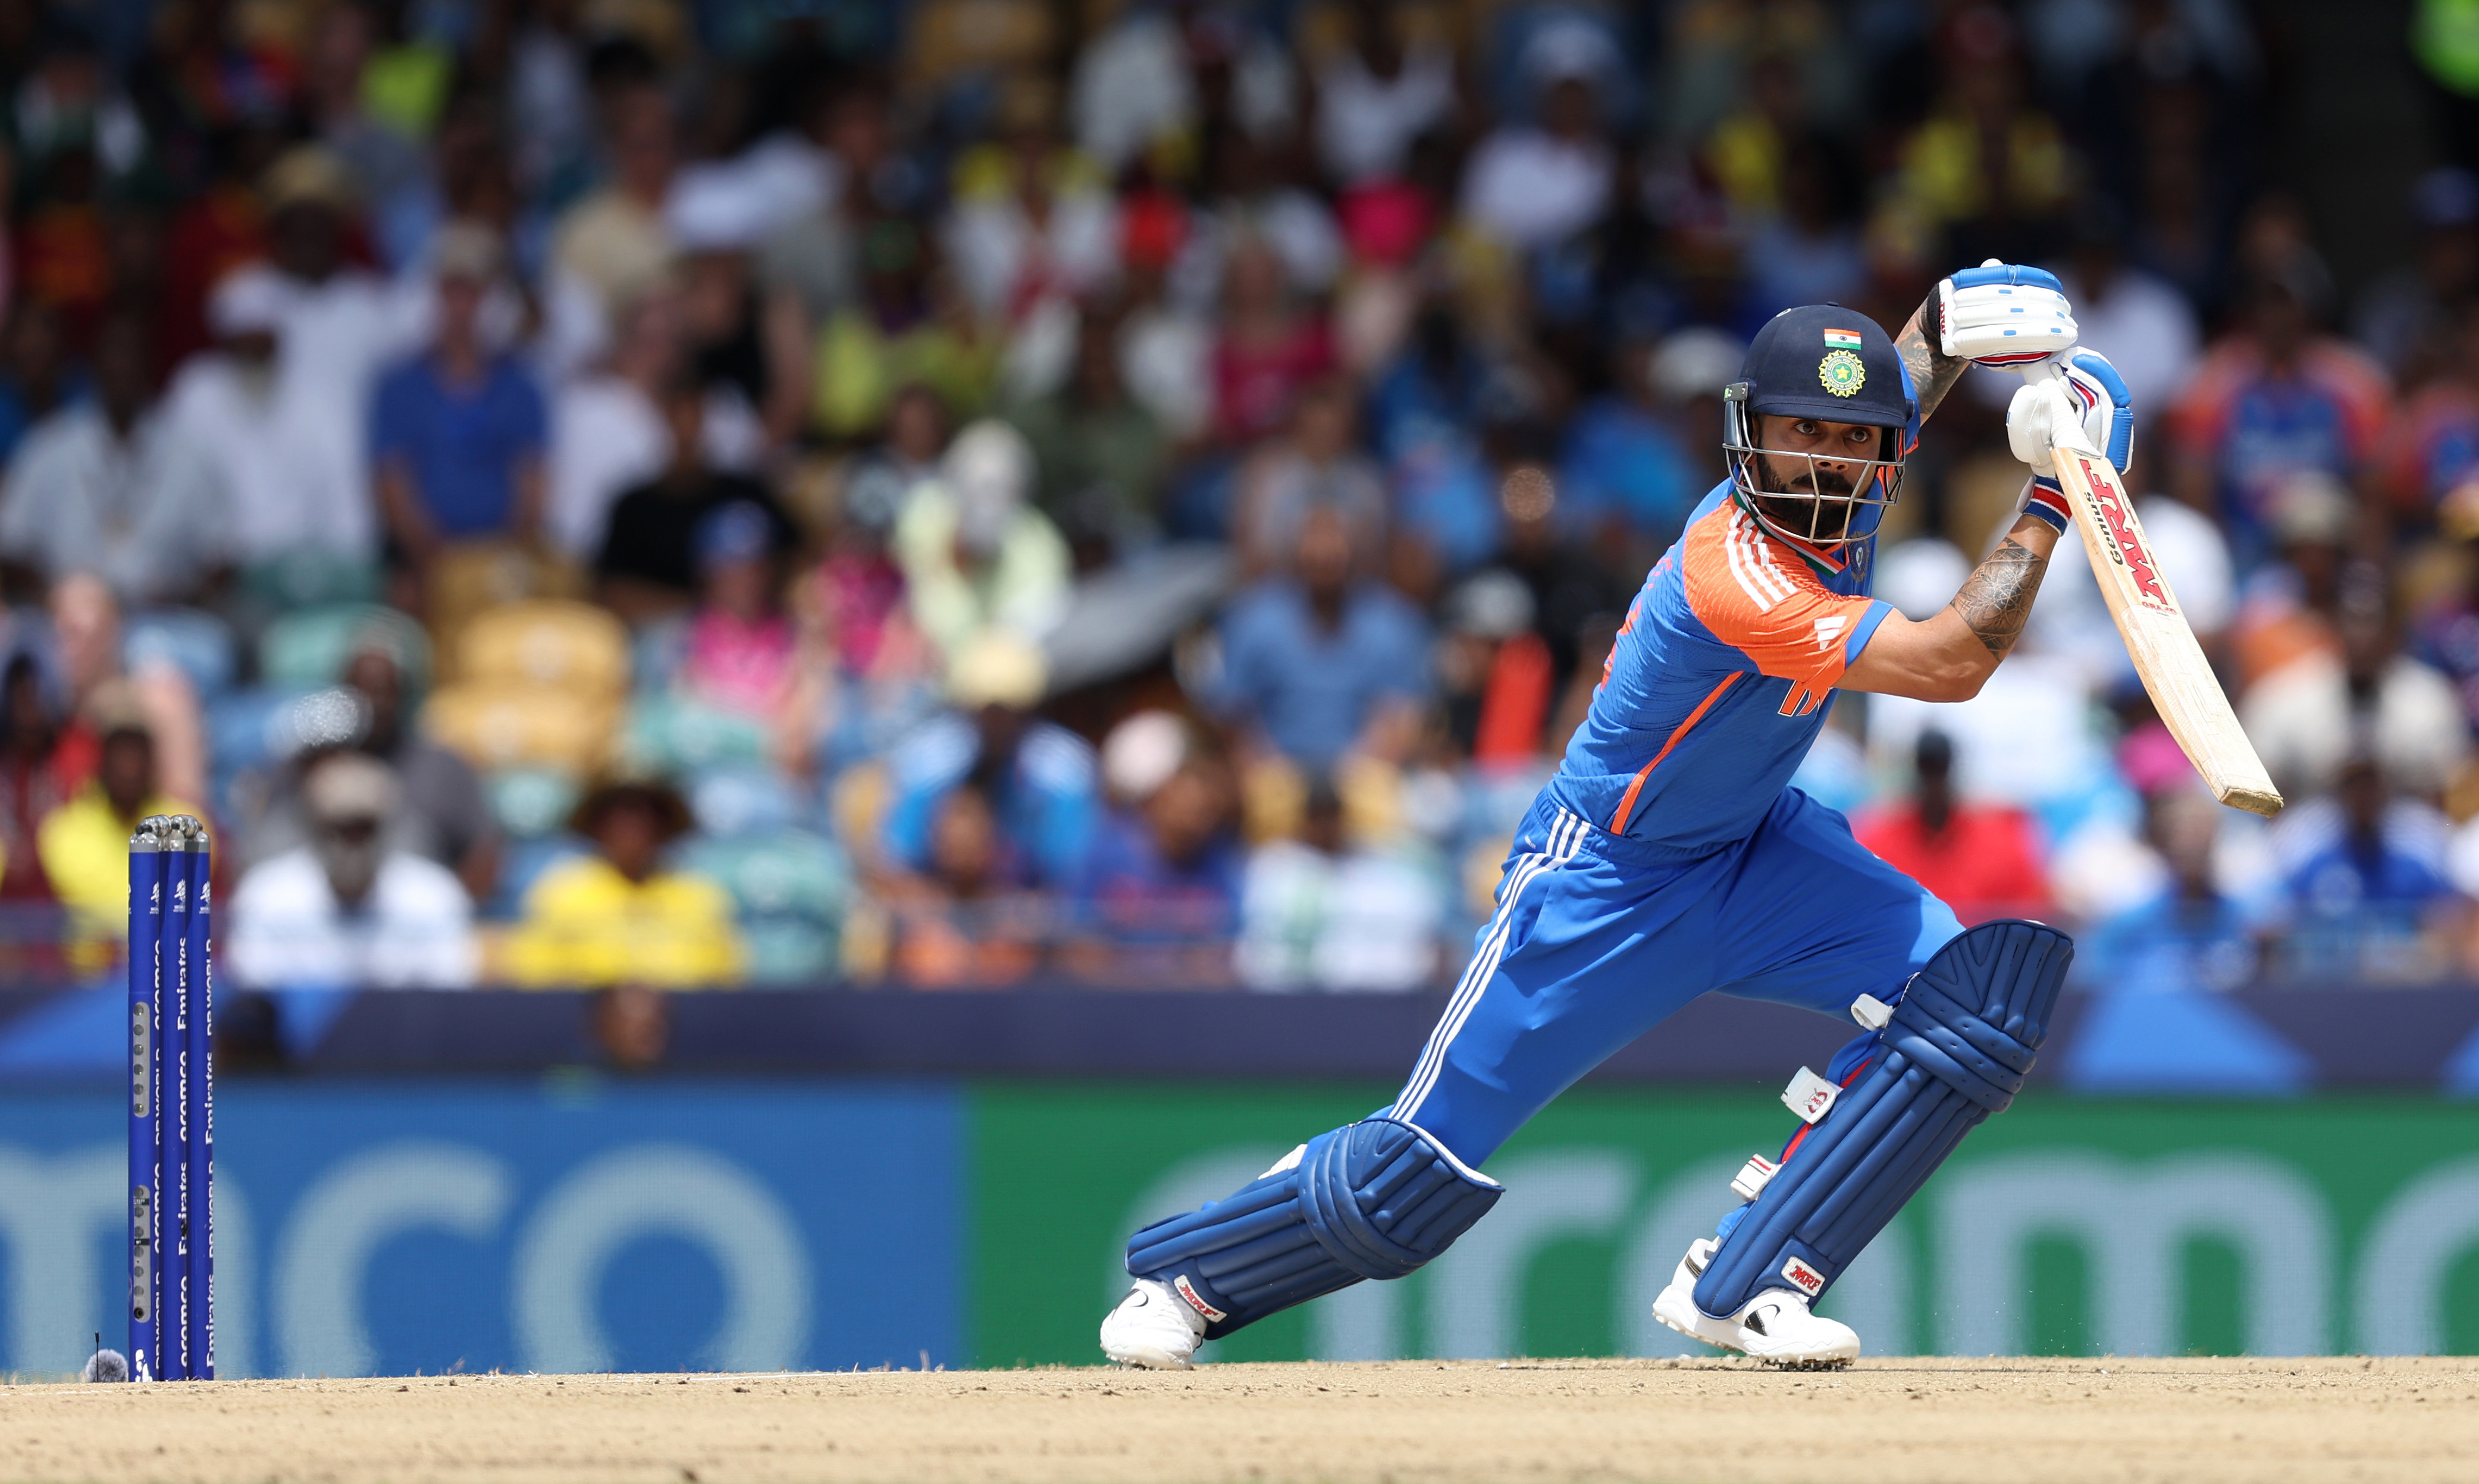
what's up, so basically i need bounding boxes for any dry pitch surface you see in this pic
[5,1357,2475,1484]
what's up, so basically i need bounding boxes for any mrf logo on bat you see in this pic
[2073,455,2176,616]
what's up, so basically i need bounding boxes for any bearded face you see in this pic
[1729,413,1901,547]
[1753,449,1864,543]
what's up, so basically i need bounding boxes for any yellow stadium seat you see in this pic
[453,600,631,698]
[423,681,622,774]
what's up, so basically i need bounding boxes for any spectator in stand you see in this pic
[2170,255,2391,563]
[2378,302,2479,530]
[942,76,1117,330]
[1230,374,1388,577]
[1007,309,1172,559]
[1215,506,1431,772]
[1236,773,1443,992]
[1212,233,1334,447]
[2279,752,2472,982]
[165,268,366,572]
[0,655,71,902]
[759,72,891,330]
[2083,785,2267,993]
[550,75,677,336]
[0,311,222,606]
[891,419,1071,662]
[1312,0,1457,189]
[225,749,478,990]
[594,373,798,625]
[2355,167,2479,379]
[673,503,797,723]
[1179,129,1343,315]
[36,708,200,971]
[0,303,80,466]
[369,223,548,593]
[1741,134,1867,320]
[1559,336,1703,554]
[344,639,498,899]
[1436,570,1549,766]
[2230,473,2353,691]
[888,780,1049,987]
[1064,713,1243,986]
[254,146,430,545]
[879,630,1096,891]
[811,220,999,441]
[2054,201,2200,417]
[2242,586,2470,802]
[305,2,426,219]
[1853,730,2052,926]
[507,775,743,989]
[243,639,499,901]
[548,287,769,562]
[48,574,206,810]
[1494,467,1633,698]
[2415,482,2479,730]
[1068,0,1294,178]
[1892,10,2070,261]
[1461,43,1616,252]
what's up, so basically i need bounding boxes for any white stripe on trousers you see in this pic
[1389,809,1591,1124]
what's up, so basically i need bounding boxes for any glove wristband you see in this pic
[2022,477,2073,535]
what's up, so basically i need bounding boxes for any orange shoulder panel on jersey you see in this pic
[1680,502,1880,716]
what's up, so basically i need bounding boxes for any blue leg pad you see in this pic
[1694,920,2073,1317]
[1124,1118,1503,1340]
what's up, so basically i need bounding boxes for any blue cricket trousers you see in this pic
[1383,788,1964,1166]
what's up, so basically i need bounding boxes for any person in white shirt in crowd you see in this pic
[544,284,766,560]
[166,151,426,573]
[1070,0,1294,175]
[1236,774,1441,992]
[0,312,223,605]
[2243,587,2472,803]
[164,268,366,571]
[1459,23,1621,252]
[258,147,430,489]
[1313,0,1458,187]
[227,748,479,990]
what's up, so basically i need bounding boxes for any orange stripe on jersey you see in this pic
[1679,503,1878,696]
[1608,671,1743,833]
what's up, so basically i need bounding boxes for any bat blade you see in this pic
[2044,440,2283,817]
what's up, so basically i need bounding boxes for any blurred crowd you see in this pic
[0,0,2473,994]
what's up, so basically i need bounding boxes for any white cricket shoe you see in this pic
[1099,1278,1209,1369]
[1651,1237,1860,1368]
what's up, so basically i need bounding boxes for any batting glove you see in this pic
[2009,349,2135,536]
[1938,260,2078,368]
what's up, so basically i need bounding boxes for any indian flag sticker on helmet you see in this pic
[1823,328,1864,349]
[1819,348,1866,396]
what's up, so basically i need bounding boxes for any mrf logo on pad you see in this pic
[1780,1257,1826,1299]
[1173,1275,1227,1324]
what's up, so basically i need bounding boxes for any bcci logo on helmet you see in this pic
[1818,349,1866,397]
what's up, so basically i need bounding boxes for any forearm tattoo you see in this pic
[1894,293,1969,419]
[1949,537,2048,657]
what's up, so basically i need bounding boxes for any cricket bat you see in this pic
[2026,369,2284,817]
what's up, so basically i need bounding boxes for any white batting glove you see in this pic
[2005,349,2135,536]
[1938,261,2078,368]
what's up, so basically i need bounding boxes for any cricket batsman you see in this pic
[1099,263,2136,1369]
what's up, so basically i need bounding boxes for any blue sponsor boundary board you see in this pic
[0,1081,962,1379]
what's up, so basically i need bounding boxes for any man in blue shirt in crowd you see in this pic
[1214,506,1431,770]
[369,222,547,575]
[881,630,1096,890]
